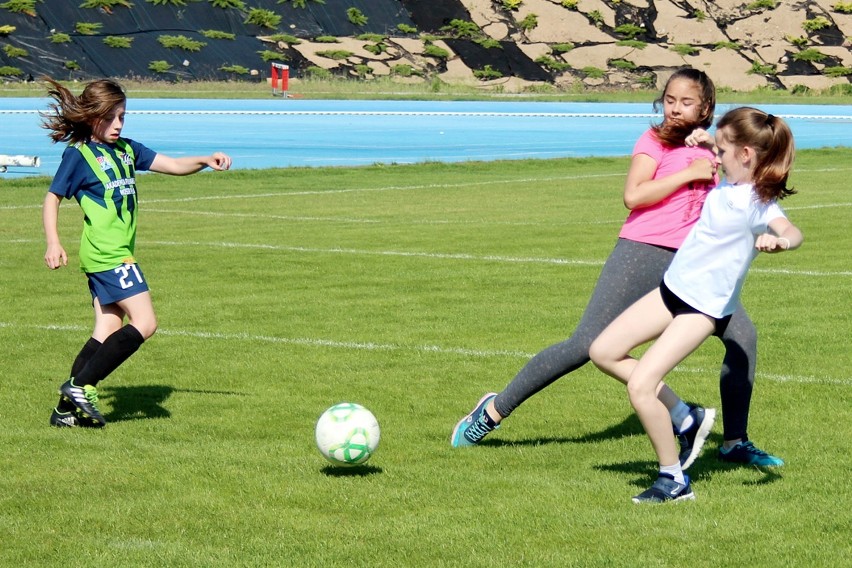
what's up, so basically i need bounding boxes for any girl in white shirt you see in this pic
[589,107,803,504]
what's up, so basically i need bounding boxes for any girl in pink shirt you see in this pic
[453,69,783,471]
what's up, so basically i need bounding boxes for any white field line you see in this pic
[2,237,849,276]
[3,321,847,386]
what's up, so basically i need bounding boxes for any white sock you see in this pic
[660,463,685,485]
[670,401,693,433]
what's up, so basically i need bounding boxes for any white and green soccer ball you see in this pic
[315,403,380,466]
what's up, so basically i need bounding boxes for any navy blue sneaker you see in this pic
[677,406,716,469]
[451,393,498,447]
[632,473,695,504]
[719,441,784,467]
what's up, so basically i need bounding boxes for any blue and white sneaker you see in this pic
[450,393,499,447]
[677,406,716,469]
[632,473,696,504]
[719,441,784,467]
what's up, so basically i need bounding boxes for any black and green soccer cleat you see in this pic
[59,379,106,427]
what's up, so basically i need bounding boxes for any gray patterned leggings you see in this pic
[493,238,757,441]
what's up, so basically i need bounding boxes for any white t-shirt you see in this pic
[663,181,785,318]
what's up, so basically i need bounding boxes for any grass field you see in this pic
[1,151,850,566]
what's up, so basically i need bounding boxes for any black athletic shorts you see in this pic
[659,280,731,337]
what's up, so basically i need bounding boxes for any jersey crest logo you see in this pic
[117,151,133,166]
[96,155,113,172]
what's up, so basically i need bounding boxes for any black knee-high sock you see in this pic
[57,337,104,411]
[73,325,145,387]
[70,337,103,378]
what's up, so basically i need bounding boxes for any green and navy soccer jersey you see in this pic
[49,138,156,273]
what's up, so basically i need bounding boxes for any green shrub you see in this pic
[713,41,740,50]
[315,36,339,43]
[158,35,207,51]
[363,43,387,55]
[353,64,372,77]
[823,66,852,77]
[535,55,570,72]
[245,8,282,29]
[316,49,352,60]
[103,36,133,48]
[49,32,71,43]
[476,38,501,49]
[356,33,386,43]
[200,30,236,40]
[609,58,636,71]
[501,0,522,10]
[278,0,326,8]
[391,64,423,77]
[148,60,173,73]
[748,61,777,75]
[561,0,578,9]
[551,42,574,53]
[746,0,776,10]
[614,24,643,39]
[802,16,831,32]
[220,64,249,74]
[588,10,603,26]
[0,1,37,16]
[0,25,16,35]
[75,22,103,35]
[64,60,80,70]
[147,0,187,5]
[0,65,23,76]
[694,10,706,21]
[793,48,826,62]
[347,8,367,26]
[786,35,808,48]
[397,23,417,34]
[267,33,300,44]
[258,50,288,62]
[209,0,245,8]
[670,44,698,56]
[303,65,332,79]
[81,0,132,9]
[441,19,481,39]
[423,44,449,59]
[582,66,605,79]
[616,39,647,49]
[833,2,852,14]
[2,44,27,58]
[518,14,538,32]
[473,65,503,80]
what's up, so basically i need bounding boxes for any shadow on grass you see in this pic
[100,385,248,423]
[320,464,383,477]
[478,412,645,448]
[593,432,785,487]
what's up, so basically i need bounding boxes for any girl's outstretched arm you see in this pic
[149,152,232,176]
[43,192,67,270]
[756,217,804,253]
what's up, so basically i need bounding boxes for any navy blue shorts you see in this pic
[87,263,150,306]
[659,280,731,337]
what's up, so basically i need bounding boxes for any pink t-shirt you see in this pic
[618,129,718,249]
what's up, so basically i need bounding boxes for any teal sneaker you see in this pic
[59,379,106,427]
[451,393,498,447]
[719,441,784,467]
[632,473,695,504]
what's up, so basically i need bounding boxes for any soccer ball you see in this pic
[315,403,380,466]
